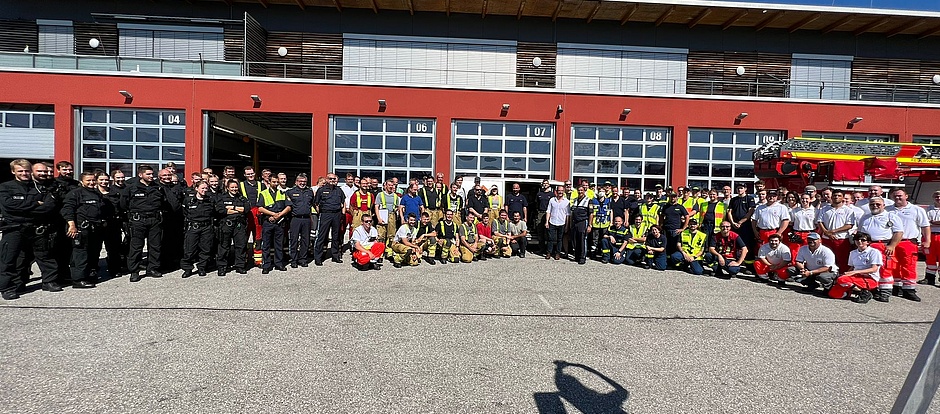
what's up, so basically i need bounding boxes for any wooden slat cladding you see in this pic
[223,24,245,63]
[687,51,789,97]
[516,42,556,88]
[265,31,342,80]
[0,20,38,53]
[74,22,118,56]
[244,13,267,76]
[852,57,940,103]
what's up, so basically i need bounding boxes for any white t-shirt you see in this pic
[796,244,838,273]
[547,197,570,226]
[340,184,357,208]
[927,205,940,233]
[352,225,378,248]
[857,211,904,241]
[394,224,415,243]
[758,243,792,266]
[509,220,528,236]
[848,204,865,235]
[848,247,883,282]
[789,206,817,232]
[816,204,857,240]
[888,203,930,241]
[753,202,791,230]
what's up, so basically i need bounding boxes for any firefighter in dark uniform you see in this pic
[123,165,173,282]
[287,173,314,268]
[420,176,443,226]
[216,179,251,276]
[180,181,216,278]
[0,159,62,300]
[61,171,108,288]
[257,176,292,273]
[313,173,346,266]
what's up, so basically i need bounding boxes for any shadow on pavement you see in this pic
[533,360,629,414]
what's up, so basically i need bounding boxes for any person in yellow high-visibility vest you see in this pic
[639,193,661,229]
[487,186,504,224]
[669,219,708,275]
[373,180,400,244]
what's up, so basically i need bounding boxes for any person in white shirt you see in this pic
[751,190,790,246]
[350,214,384,270]
[815,189,856,274]
[787,193,816,260]
[390,213,422,267]
[828,232,882,303]
[887,188,930,302]
[843,193,866,234]
[790,232,838,292]
[545,186,570,260]
[857,196,904,302]
[754,234,792,283]
[921,190,940,286]
[857,185,893,214]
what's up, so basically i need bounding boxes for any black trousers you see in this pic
[0,226,59,293]
[102,219,125,276]
[314,211,343,262]
[510,237,528,256]
[127,216,162,274]
[217,221,248,271]
[161,213,184,271]
[70,227,103,282]
[181,224,214,272]
[260,219,285,269]
[289,216,311,265]
[571,221,589,261]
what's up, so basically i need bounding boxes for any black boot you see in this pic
[918,274,936,286]
[901,289,922,302]
[873,289,891,302]
[892,286,901,296]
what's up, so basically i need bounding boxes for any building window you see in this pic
[37,20,74,55]
[687,129,785,190]
[790,54,852,100]
[0,109,55,159]
[914,136,940,145]
[801,132,896,142]
[453,121,553,180]
[331,116,435,183]
[343,34,516,88]
[557,44,688,94]
[118,24,224,61]
[78,108,186,176]
[571,125,670,192]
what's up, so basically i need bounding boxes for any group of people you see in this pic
[554,179,934,304]
[1,157,934,305]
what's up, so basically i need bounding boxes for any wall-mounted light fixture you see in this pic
[378,99,387,112]
[119,90,133,99]
[621,108,631,116]
[502,103,510,111]
[850,117,863,124]
[89,38,100,49]
[556,104,563,114]
[251,95,262,103]
[277,47,288,57]
[735,66,746,76]
[736,112,748,120]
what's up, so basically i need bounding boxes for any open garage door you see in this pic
[205,111,312,180]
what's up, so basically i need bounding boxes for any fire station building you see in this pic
[2,0,940,192]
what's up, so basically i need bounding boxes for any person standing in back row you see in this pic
[314,173,346,266]
[287,173,314,268]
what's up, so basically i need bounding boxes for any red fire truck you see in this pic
[753,137,940,204]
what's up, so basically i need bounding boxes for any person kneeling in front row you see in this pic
[828,232,881,304]
[753,233,792,285]
[788,232,838,292]
[351,214,385,270]
[644,225,668,270]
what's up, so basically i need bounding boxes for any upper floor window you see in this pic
[37,20,73,55]
[118,24,224,61]
[556,44,687,94]
[790,54,852,100]
[342,34,516,88]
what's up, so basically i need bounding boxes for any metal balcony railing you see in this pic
[4,51,940,105]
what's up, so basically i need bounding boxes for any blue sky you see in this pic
[717,0,940,12]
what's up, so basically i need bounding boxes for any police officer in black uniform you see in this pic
[216,179,251,276]
[0,159,62,300]
[61,171,108,289]
[98,171,127,277]
[52,161,79,277]
[287,173,314,268]
[109,169,130,273]
[16,161,57,287]
[159,168,185,272]
[257,176,292,274]
[180,181,216,278]
[313,173,346,266]
[123,165,173,282]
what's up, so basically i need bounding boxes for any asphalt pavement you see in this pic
[1,254,938,414]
